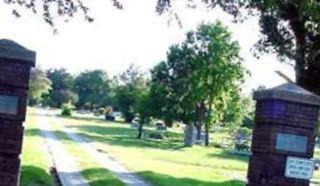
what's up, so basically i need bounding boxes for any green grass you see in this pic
[20,110,54,186]
[47,118,124,186]
[59,116,248,186]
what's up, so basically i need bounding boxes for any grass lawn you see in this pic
[20,110,54,186]
[59,116,248,186]
[47,117,124,186]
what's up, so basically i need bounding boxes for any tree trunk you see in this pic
[164,118,173,128]
[205,126,209,146]
[137,122,144,139]
[195,123,202,141]
[296,58,320,95]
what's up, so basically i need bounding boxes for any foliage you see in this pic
[28,68,52,106]
[61,102,74,117]
[152,22,245,146]
[52,89,79,106]
[105,106,113,115]
[114,85,136,122]
[222,92,254,130]
[94,107,106,116]
[74,70,112,110]
[4,0,124,29]
[157,1,320,94]
[115,64,147,123]
[46,68,76,107]
[233,127,252,152]
[133,85,153,138]
[149,61,177,127]
[105,106,115,121]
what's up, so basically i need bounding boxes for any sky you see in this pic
[0,0,295,94]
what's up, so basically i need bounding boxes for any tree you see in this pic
[115,64,147,122]
[10,1,320,94]
[28,68,52,105]
[114,85,136,122]
[74,70,112,110]
[46,68,77,107]
[184,22,245,146]
[52,89,79,106]
[4,0,124,29]
[134,85,152,139]
[149,61,177,127]
[152,22,245,146]
[156,1,320,95]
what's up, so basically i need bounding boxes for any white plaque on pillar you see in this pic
[285,156,313,180]
[0,95,19,115]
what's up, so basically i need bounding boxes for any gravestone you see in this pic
[0,39,35,186]
[247,83,320,186]
[184,125,197,146]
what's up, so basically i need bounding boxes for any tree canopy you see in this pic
[74,70,112,109]
[28,68,52,105]
[151,22,245,146]
[45,68,77,107]
[156,1,320,94]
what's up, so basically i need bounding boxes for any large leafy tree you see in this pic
[182,22,245,146]
[74,70,112,110]
[152,22,245,146]
[114,64,147,122]
[134,85,152,139]
[46,68,77,107]
[28,68,52,105]
[149,61,178,128]
[156,1,320,94]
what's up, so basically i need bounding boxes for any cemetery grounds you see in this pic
[20,108,320,186]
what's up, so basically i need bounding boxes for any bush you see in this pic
[233,127,252,151]
[104,106,115,121]
[61,102,74,117]
[105,106,113,115]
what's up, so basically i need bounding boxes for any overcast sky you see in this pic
[0,0,295,94]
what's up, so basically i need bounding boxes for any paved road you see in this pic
[50,116,151,186]
[38,112,90,186]
[38,109,151,186]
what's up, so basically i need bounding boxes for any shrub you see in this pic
[233,127,252,151]
[105,106,113,115]
[61,102,74,117]
[104,106,115,121]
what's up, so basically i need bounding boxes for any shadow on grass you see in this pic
[81,168,124,186]
[24,128,41,136]
[68,124,185,150]
[20,165,53,186]
[207,150,249,163]
[137,170,245,186]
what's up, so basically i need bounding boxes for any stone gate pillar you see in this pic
[247,83,320,186]
[0,39,35,186]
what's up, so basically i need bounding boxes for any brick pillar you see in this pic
[247,83,320,186]
[0,39,35,186]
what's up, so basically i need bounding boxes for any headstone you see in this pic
[0,39,35,186]
[156,123,167,131]
[184,125,196,146]
[247,83,320,186]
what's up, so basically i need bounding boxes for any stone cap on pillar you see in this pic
[253,83,320,106]
[0,39,36,66]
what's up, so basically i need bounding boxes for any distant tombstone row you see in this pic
[247,83,320,186]
[0,40,35,186]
